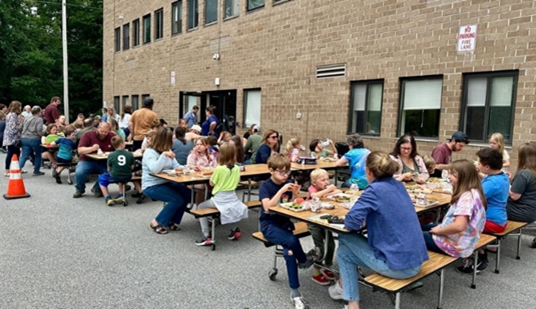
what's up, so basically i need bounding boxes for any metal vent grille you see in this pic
[316,63,346,79]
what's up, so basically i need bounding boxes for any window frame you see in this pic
[243,88,262,128]
[187,0,199,30]
[143,14,152,44]
[224,0,239,19]
[247,0,264,12]
[131,95,139,111]
[171,1,183,35]
[113,96,120,114]
[348,79,384,136]
[460,70,518,145]
[114,27,121,52]
[205,0,218,25]
[397,75,444,139]
[154,8,164,40]
[132,19,140,47]
[122,23,130,50]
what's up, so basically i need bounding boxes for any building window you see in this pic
[461,71,518,144]
[132,19,140,47]
[114,27,120,52]
[188,0,198,30]
[131,95,139,111]
[122,23,130,50]
[349,80,383,136]
[155,9,164,40]
[244,89,261,127]
[205,0,218,24]
[141,94,151,104]
[122,95,129,113]
[172,1,183,35]
[224,0,239,18]
[398,76,443,138]
[114,96,120,114]
[143,14,151,44]
[247,0,264,11]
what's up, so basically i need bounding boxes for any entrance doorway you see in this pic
[179,90,237,134]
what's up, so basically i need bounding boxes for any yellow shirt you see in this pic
[211,165,240,195]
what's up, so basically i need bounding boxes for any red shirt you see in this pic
[431,143,452,165]
[78,130,116,161]
[44,103,59,125]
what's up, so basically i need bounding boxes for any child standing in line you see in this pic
[309,138,337,159]
[98,136,137,206]
[489,132,510,168]
[259,154,318,309]
[422,160,486,263]
[307,168,341,285]
[195,143,248,246]
[457,148,509,273]
[284,137,303,163]
[51,128,76,184]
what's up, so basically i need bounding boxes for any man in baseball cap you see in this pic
[430,131,470,177]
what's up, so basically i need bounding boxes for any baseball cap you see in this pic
[191,125,202,132]
[253,124,261,132]
[449,131,469,143]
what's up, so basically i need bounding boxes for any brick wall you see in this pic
[104,0,536,169]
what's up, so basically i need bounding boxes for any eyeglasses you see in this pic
[275,169,291,176]
[269,135,278,139]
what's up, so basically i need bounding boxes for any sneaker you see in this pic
[531,237,536,249]
[299,248,320,269]
[227,227,242,240]
[105,196,115,206]
[328,281,344,300]
[32,171,45,176]
[125,184,132,192]
[52,169,58,178]
[312,273,331,285]
[55,174,62,184]
[91,188,103,197]
[456,258,483,274]
[320,268,336,280]
[132,191,143,198]
[136,193,146,204]
[73,191,85,198]
[195,236,213,246]
[291,296,309,309]
[113,194,124,204]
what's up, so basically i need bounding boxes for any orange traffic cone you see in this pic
[3,154,30,200]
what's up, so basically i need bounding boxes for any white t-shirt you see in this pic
[120,113,131,128]
[503,149,510,162]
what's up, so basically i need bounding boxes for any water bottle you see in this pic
[310,197,321,212]
[97,149,103,157]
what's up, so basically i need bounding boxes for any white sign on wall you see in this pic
[171,71,176,86]
[457,25,477,53]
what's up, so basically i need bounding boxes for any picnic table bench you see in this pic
[485,220,529,273]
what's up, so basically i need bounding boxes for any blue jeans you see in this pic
[261,223,307,289]
[337,233,421,301]
[19,137,42,173]
[74,160,107,192]
[143,182,191,226]
[422,224,443,254]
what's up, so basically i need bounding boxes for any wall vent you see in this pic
[316,63,346,79]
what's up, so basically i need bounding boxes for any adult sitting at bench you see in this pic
[328,151,429,309]
[73,122,115,198]
[505,143,536,247]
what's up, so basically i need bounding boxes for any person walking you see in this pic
[19,106,45,176]
[43,96,61,125]
[128,97,158,151]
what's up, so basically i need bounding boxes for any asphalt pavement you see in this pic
[1,151,536,309]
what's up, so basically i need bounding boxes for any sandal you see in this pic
[168,223,181,231]
[150,223,168,235]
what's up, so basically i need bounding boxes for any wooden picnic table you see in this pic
[290,161,344,171]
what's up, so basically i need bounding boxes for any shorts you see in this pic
[483,220,507,234]
[98,172,131,187]
[57,157,72,164]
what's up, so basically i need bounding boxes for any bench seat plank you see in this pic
[488,220,528,237]
[190,200,262,218]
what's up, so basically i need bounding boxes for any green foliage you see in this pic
[0,0,102,120]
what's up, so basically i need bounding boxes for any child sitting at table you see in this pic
[195,143,248,246]
[336,133,370,189]
[309,138,337,159]
[489,132,510,169]
[51,128,76,184]
[422,155,437,176]
[457,148,509,273]
[98,136,138,206]
[422,159,486,263]
[307,168,341,285]
[187,137,218,205]
[42,124,62,170]
[284,137,303,163]
[259,154,319,309]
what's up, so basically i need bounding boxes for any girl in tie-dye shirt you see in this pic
[422,160,486,258]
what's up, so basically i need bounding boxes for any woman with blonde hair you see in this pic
[255,129,280,164]
[329,151,428,307]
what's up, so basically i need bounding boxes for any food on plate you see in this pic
[294,198,305,204]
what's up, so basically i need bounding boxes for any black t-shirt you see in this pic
[259,178,294,229]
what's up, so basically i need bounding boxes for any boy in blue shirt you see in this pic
[51,128,77,184]
[335,133,370,189]
[458,148,509,273]
[259,154,318,309]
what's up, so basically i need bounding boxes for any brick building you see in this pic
[103,0,536,167]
